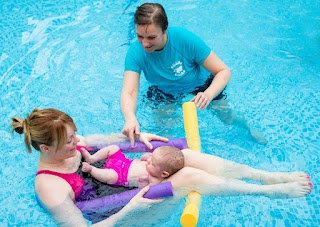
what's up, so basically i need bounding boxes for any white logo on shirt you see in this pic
[171,61,185,77]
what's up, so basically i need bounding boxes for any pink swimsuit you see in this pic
[36,170,85,199]
[104,149,133,187]
[36,147,87,199]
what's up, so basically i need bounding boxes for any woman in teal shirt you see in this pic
[121,3,265,146]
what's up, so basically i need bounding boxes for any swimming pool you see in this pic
[1,0,319,226]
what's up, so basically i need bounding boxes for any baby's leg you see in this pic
[82,162,118,184]
[167,167,312,198]
[81,145,119,164]
[182,149,310,184]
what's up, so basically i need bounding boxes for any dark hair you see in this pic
[11,108,76,153]
[134,3,168,32]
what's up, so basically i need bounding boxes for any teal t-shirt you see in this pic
[125,27,211,94]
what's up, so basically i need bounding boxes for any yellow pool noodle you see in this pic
[180,102,202,227]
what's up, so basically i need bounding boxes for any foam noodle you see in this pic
[180,102,202,227]
[90,138,188,152]
[76,181,174,213]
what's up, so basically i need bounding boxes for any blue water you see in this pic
[1,0,319,226]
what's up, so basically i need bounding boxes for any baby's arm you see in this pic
[82,145,120,164]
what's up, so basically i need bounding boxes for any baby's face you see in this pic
[145,148,164,177]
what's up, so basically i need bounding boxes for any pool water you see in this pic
[1,0,319,226]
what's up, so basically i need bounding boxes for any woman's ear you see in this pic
[39,144,50,153]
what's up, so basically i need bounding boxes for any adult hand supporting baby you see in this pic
[127,186,163,210]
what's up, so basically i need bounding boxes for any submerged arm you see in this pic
[38,179,158,227]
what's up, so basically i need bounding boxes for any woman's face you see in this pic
[51,124,79,159]
[135,23,167,53]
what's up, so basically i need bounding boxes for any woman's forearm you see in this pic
[121,92,138,122]
[204,68,230,100]
[201,51,231,100]
[93,204,135,227]
[121,71,140,122]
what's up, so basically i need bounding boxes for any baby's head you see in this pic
[146,146,184,178]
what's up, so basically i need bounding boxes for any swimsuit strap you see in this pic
[36,170,85,198]
[76,145,93,151]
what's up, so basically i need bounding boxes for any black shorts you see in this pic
[145,74,226,104]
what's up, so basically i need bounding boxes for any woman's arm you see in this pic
[191,51,231,109]
[38,180,158,227]
[163,167,226,197]
[94,186,162,226]
[121,71,141,146]
[36,176,88,226]
[46,197,88,227]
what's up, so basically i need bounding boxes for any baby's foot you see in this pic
[270,181,313,198]
[262,172,310,184]
[82,162,93,173]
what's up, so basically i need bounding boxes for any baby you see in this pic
[81,145,184,187]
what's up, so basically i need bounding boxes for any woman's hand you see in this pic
[122,117,140,147]
[137,133,169,149]
[127,186,163,210]
[190,92,211,110]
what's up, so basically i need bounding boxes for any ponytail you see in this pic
[11,108,76,153]
[11,116,33,153]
